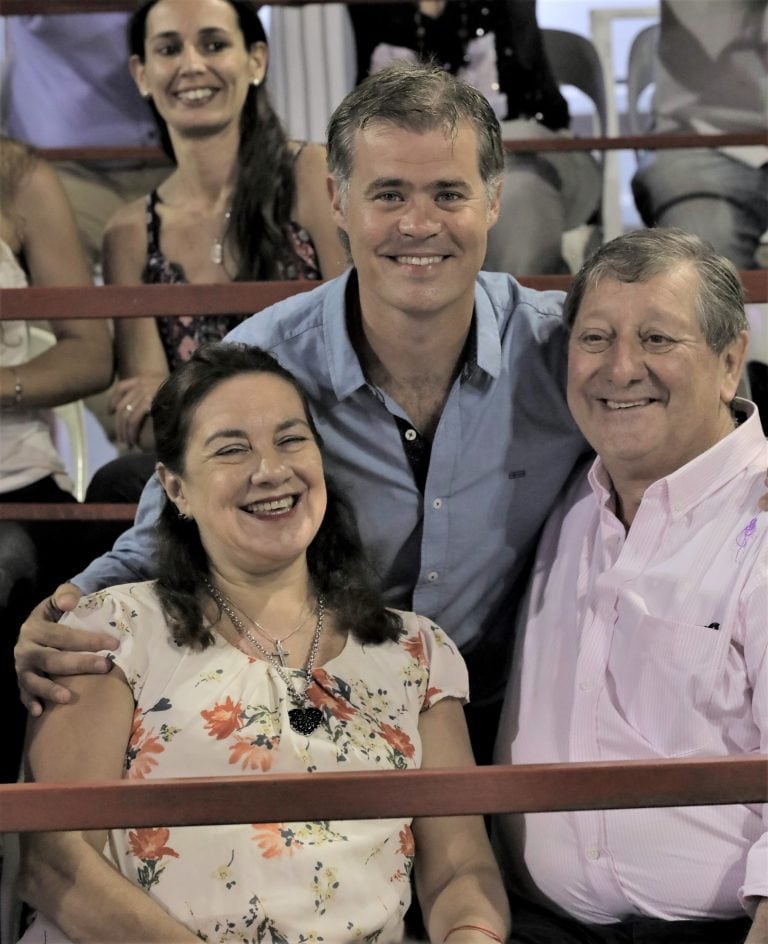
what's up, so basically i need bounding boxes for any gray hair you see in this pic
[563,228,747,353]
[326,60,504,205]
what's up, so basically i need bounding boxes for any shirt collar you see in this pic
[322,270,368,400]
[587,398,766,518]
[322,271,503,401]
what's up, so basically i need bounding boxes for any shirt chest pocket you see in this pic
[606,614,728,757]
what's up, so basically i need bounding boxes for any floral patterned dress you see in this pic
[143,187,321,372]
[20,582,468,944]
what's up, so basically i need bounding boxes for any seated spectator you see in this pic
[0,136,112,782]
[631,0,768,270]
[348,0,602,275]
[86,0,346,506]
[495,229,767,943]
[18,342,510,944]
[3,11,169,269]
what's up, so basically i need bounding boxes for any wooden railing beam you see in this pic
[1,756,766,833]
[1,272,766,326]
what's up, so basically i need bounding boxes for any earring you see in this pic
[141,91,151,99]
[177,509,191,521]
[251,77,261,87]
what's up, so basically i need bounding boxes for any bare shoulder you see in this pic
[102,196,149,284]
[104,195,147,240]
[290,140,329,192]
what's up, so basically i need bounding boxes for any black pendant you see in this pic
[289,706,323,735]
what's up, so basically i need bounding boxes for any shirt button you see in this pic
[404,428,417,442]
[427,571,439,583]
[586,847,600,861]
[432,498,442,510]
[578,681,593,693]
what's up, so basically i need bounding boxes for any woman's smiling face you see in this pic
[131,0,267,138]
[159,371,326,581]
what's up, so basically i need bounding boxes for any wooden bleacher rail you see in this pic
[2,755,767,833]
[0,0,462,12]
[0,271,765,324]
[0,268,765,526]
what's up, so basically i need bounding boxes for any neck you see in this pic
[352,286,473,438]
[207,560,315,628]
[166,125,239,207]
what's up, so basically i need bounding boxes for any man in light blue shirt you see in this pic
[16,62,588,756]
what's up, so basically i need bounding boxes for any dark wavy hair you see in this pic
[151,342,401,649]
[128,0,304,279]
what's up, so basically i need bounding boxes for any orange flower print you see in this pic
[397,824,415,857]
[424,685,443,708]
[126,709,164,780]
[403,634,427,667]
[228,735,277,771]
[378,722,416,759]
[306,670,356,722]
[128,827,180,891]
[128,826,180,863]
[201,695,243,740]
[251,823,293,859]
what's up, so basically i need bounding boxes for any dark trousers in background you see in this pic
[508,896,751,943]
[1,476,83,783]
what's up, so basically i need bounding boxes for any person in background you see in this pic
[0,136,112,782]
[631,0,768,270]
[18,342,510,944]
[2,11,169,270]
[85,0,346,506]
[348,0,602,275]
[496,229,767,943]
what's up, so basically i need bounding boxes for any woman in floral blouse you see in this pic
[19,343,510,944]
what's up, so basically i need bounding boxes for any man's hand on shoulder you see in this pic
[15,583,119,716]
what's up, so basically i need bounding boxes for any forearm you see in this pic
[20,830,198,943]
[417,828,510,944]
[71,472,164,590]
[0,323,112,410]
[746,898,768,944]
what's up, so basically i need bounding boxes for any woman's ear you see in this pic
[156,463,190,517]
[248,41,268,85]
[129,54,150,98]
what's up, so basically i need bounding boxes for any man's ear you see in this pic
[156,463,189,517]
[720,330,750,403]
[487,179,502,227]
[328,176,348,228]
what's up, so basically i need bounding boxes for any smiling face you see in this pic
[157,372,326,583]
[329,120,500,326]
[567,264,748,488]
[130,0,266,138]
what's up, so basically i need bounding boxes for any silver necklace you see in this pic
[229,598,314,667]
[210,204,232,265]
[205,579,326,735]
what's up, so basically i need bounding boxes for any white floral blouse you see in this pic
[21,581,469,944]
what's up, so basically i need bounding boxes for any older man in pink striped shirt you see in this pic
[496,228,767,944]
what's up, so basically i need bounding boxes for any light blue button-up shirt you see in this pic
[75,271,590,698]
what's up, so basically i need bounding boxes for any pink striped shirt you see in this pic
[496,399,768,924]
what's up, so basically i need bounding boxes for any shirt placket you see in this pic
[411,382,461,620]
[568,507,629,905]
